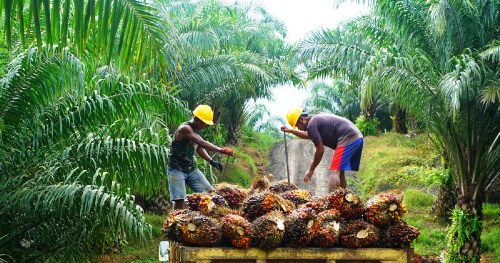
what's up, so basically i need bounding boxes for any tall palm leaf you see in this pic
[0,46,187,261]
[1,0,182,78]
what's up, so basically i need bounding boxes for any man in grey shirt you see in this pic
[281,108,364,191]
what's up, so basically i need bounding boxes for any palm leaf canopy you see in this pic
[0,46,187,262]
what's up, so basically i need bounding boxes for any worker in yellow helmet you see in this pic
[168,105,234,210]
[281,108,363,192]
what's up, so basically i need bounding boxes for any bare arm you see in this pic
[177,125,222,158]
[281,126,310,139]
[196,146,211,162]
[309,141,325,171]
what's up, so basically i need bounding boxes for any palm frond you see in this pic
[440,53,482,114]
[0,169,150,262]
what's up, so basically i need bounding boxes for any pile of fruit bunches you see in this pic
[162,177,419,249]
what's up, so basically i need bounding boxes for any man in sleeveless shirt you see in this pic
[168,105,234,209]
[281,108,363,192]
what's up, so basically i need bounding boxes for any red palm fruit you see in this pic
[199,194,239,219]
[214,183,248,210]
[242,192,293,221]
[178,213,222,247]
[365,193,407,227]
[281,189,313,206]
[221,214,252,249]
[378,220,419,248]
[340,220,380,248]
[311,209,344,247]
[248,176,270,195]
[325,189,365,220]
[284,207,317,247]
[251,211,286,250]
[269,180,298,193]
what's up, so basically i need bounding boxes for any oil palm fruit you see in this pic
[365,193,407,227]
[221,214,252,249]
[214,183,248,210]
[378,221,419,248]
[186,193,203,211]
[281,189,313,206]
[178,213,222,247]
[284,207,317,247]
[311,209,344,247]
[299,196,327,213]
[269,180,298,193]
[199,194,238,219]
[248,176,270,195]
[161,209,195,242]
[251,211,286,249]
[242,192,293,221]
[340,220,379,248]
[325,189,364,220]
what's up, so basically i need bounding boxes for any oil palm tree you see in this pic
[299,0,499,261]
[303,79,362,121]
[0,46,186,262]
[156,0,298,144]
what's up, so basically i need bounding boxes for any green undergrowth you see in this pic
[482,203,500,261]
[355,132,441,199]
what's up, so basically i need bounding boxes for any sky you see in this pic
[251,0,369,123]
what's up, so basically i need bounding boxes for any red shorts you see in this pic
[330,138,364,171]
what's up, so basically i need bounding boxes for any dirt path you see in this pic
[265,138,334,196]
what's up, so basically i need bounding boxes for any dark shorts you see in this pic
[329,138,364,171]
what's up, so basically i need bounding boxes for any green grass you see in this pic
[355,133,441,199]
[402,188,447,256]
[240,128,280,156]
[403,188,436,210]
[482,203,500,261]
[99,214,165,262]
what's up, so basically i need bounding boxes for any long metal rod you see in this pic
[284,131,291,185]
[222,155,230,181]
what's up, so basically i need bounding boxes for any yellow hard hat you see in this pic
[193,105,214,125]
[286,108,303,129]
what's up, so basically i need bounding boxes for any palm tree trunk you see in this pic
[446,189,483,262]
[226,123,241,145]
[391,108,408,134]
[431,180,455,218]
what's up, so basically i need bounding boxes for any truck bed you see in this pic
[168,242,413,263]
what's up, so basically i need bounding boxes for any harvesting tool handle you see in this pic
[222,155,231,181]
[284,131,291,185]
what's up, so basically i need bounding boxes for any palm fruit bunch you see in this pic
[214,183,248,210]
[210,193,230,207]
[378,221,419,248]
[325,189,364,220]
[311,209,343,248]
[251,211,286,250]
[221,214,252,249]
[284,207,317,247]
[198,194,237,219]
[241,192,293,221]
[281,189,313,206]
[248,176,270,195]
[365,193,407,227]
[269,180,298,193]
[340,220,379,248]
[299,196,327,213]
[186,193,203,211]
[178,212,222,247]
[161,209,195,242]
